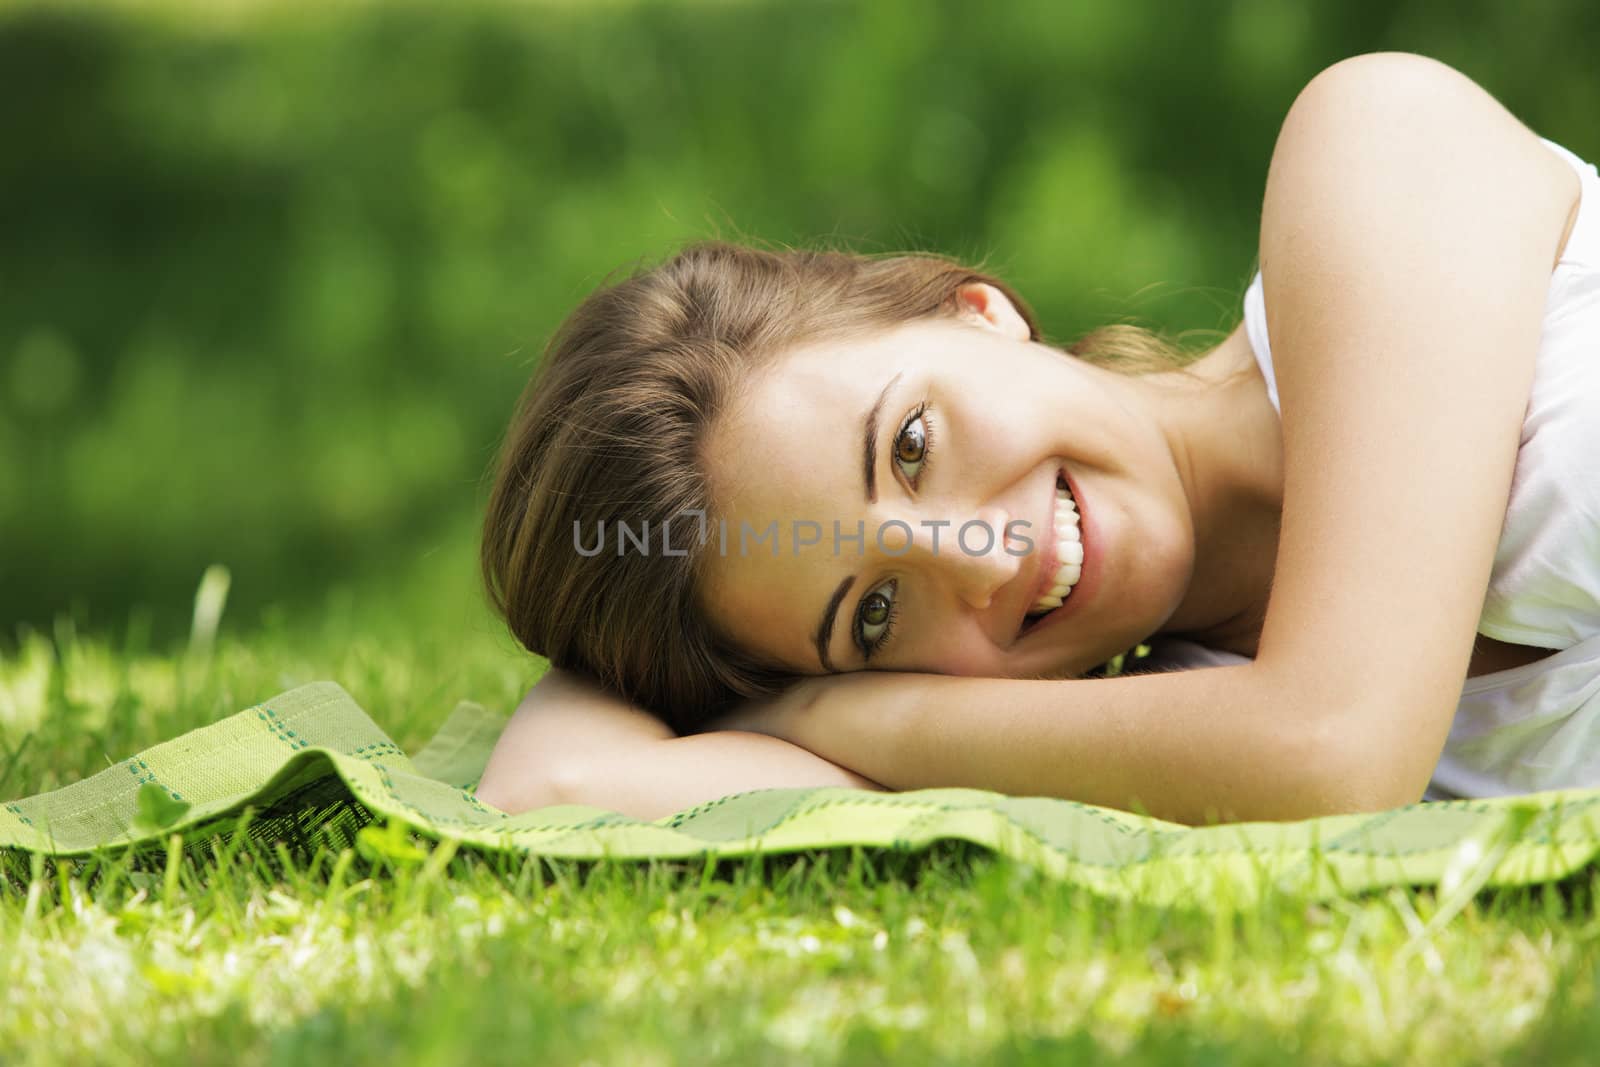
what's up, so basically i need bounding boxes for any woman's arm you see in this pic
[473,667,887,821]
[712,661,1313,825]
[1248,54,1576,784]
[718,54,1580,825]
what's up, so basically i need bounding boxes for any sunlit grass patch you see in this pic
[4,572,1600,1065]
[4,827,1600,1066]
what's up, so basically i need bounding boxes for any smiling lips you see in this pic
[1017,472,1085,636]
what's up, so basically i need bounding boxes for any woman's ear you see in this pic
[952,282,1031,341]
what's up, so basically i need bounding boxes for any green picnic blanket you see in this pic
[5,680,1600,907]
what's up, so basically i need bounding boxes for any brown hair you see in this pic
[481,240,1194,733]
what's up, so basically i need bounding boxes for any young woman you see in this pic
[474,52,1599,825]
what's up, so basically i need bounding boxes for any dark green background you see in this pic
[4,0,1596,644]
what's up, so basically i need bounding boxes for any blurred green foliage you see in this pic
[3,0,1597,642]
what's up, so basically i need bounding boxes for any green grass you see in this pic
[5,548,1600,1065]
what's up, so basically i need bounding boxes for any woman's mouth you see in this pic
[1018,472,1084,636]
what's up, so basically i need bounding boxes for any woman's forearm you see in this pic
[559,731,887,822]
[474,667,885,821]
[748,660,1396,825]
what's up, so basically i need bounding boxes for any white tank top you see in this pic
[1146,136,1600,801]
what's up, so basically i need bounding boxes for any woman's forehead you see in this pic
[714,318,967,455]
[711,335,898,498]
[702,374,857,622]
[694,458,844,672]
[698,341,908,670]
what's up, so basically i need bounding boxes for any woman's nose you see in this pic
[885,503,1021,611]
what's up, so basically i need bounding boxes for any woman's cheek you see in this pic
[922,637,1004,677]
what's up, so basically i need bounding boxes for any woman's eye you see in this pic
[855,579,898,657]
[894,408,930,483]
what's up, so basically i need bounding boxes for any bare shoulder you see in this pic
[1248,52,1578,805]
[1263,53,1577,273]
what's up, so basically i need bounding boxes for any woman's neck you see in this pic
[1139,323,1285,656]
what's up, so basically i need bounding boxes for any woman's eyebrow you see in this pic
[813,573,856,673]
[861,371,903,504]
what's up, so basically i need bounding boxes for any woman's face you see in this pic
[697,283,1200,681]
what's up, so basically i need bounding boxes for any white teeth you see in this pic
[1028,485,1084,617]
